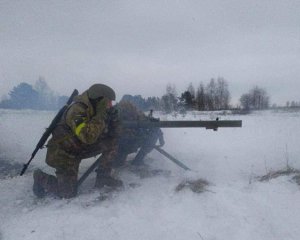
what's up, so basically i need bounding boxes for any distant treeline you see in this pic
[121,78,271,113]
[1,77,278,112]
[0,78,68,110]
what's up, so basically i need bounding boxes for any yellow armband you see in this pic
[75,122,86,136]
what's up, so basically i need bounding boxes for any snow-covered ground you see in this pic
[0,109,300,240]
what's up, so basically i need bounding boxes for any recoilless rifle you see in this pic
[77,111,242,186]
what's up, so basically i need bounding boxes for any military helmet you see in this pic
[87,84,116,100]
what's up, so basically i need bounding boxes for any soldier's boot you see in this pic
[94,168,123,189]
[56,174,78,199]
[33,169,58,198]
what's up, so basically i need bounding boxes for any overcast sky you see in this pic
[0,0,299,105]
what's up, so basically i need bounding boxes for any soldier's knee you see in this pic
[45,150,57,168]
[45,144,61,167]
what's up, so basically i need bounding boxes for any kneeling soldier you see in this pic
[33,84,122,199]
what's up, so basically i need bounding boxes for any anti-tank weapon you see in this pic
[19,89,79,176]
[77,115,242,187]
[119,117,242,168]
[121,119,242,130]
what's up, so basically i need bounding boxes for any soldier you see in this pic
[114,101,164,167]
[33,84,122,199]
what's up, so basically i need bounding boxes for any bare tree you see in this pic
[240,86,270,110]
[216,77,230,110]
[240,93,251,110]
[161,83,178,113]
[250,86,269,109]
[187,82,195,99]
[196,82,206,110]
[206,78,217,110]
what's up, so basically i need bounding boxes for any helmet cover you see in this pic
[87,84,116,100]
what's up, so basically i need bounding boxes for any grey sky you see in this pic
[0,0,299,105]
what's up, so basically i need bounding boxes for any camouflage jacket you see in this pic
[50,91,116,153]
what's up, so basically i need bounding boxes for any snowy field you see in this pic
[0,109,300,240]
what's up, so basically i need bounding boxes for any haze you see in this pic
[0,0,299,105]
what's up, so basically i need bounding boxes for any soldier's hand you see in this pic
[107,107,119,122]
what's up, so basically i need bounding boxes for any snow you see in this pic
[1,109,300,240]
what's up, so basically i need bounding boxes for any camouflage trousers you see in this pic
[39,136,119,198]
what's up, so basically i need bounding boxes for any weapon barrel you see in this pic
[122,120,242,129]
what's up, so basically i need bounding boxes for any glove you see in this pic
[106,107,119,122]
[106,107,121,137]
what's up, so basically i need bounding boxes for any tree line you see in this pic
[285,101,300,108]
[1,77,273,112]
[122,78,270,113]
[0,77,68,110]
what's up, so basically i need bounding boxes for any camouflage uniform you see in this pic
[33,88,121,199]
[114,101,164,167]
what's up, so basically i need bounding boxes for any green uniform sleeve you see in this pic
[65,103,106,144]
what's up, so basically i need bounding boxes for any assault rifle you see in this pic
[20,89,79,176]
